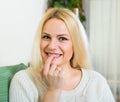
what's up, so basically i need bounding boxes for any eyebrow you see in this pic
[42,32,50,35]
[42,32,70,37]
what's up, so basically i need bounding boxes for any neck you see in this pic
[60,64,82,90]
[60,63,75,79]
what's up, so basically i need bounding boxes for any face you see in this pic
[40,18,73,66]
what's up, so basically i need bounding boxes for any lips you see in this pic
[46,52,62,58]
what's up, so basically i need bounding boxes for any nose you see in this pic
[47,39,57,50]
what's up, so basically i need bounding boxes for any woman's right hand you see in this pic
[41,56,64,91]
[41,56,64,102]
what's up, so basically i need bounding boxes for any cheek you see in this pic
[40,41,47,51]
[40,41,46,58]
[64,45,73,58]
[40,43,43,51]
[40,41,47,62]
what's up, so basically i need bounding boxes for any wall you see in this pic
[0,0,47,66]
[89,0,120,100]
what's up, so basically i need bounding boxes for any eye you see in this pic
[58,37,68,41]
[42,35,51,40]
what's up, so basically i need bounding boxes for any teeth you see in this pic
[47,53,61,57]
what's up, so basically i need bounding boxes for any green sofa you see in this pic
[0,63,27,102]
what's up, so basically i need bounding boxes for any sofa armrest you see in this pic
[0,63,27,102]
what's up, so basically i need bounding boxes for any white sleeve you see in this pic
[9,70,39,102]
[99,80,115,102]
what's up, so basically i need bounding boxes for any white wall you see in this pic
[0,0,47,66]
[89,0,120,100]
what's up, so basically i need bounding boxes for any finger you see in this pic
[55,67,62,76]
[43,56,54,76]
[54,68,60,76]
[49,64,57,75]
[57,67,62,72]
[58,68,64,78]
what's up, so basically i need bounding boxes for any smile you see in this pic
[46,52,62,58]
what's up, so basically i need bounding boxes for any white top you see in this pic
[9,69,115,102]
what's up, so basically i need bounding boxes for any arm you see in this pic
[9,70,38,102]
[42,89,61,102]
[41,56,64,102]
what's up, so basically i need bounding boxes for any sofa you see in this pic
[0,63,27,102]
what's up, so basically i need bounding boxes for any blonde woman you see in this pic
[9,8,115,102]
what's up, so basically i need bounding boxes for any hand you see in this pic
[41,56,64,91]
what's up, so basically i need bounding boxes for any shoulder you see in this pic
[10,69,38,90]
[9,69,39,102]
[10,69,38,96]
[10,69,36,89]
[11,69,31,84]
[83,68,106,83]
[82,69,111,100]
[12,69,28,78]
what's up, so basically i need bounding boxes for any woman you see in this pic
[9,8,115,102]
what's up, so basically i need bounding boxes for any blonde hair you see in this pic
[30,7,91,70]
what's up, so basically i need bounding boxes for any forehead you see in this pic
[42,18,70,36]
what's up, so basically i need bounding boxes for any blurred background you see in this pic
[0,0,119,101]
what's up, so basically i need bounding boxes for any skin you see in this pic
[40,18,73,66]
[40,18,82,102]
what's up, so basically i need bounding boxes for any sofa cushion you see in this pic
[0,63,27,102]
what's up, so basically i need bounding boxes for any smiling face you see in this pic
[40,18,73,66]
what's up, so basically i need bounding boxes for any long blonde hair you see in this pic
[30,7,91,70]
